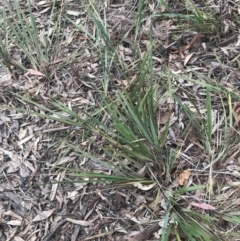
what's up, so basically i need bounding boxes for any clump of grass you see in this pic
[0,0,79,79]
[13,66,240,241]
[2,0,240,240]
[11,46,240,241]
[156,0,221,34]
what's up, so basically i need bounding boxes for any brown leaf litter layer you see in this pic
[1,0,240,240]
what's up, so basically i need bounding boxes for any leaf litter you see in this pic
[0,0,240,240]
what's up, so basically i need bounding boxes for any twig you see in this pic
[41,219,68,241]
[132,222,160,241]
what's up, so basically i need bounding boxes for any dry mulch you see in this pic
[1,0,240,240]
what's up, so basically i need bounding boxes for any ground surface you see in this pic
[1,0,240,241]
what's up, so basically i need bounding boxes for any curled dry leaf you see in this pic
[132,182,156,190]
[24,69,45,77]
[178,169,191,186]
[158,111,172,124]
[171,34,204,54]
[190,202,216,210]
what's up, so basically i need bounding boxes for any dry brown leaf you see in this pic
[171,34,204,54]
[24,69,45,77]
[17,134,35,146]
[190,202,216,210]
[66,10,82,16]
[66,218,93,226]
[184,52,194,66]
[32,209,55,222]
[56,156,76,166]
[136,165,147,177]
[13,236,24,241]
[158,111,171,124]
[6,220,22,226]
[66,191,79,200]
[132,182,156,190]
[178,169,191,186]
[19,165,30,178]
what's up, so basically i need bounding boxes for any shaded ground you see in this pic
[1,0,240,240]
